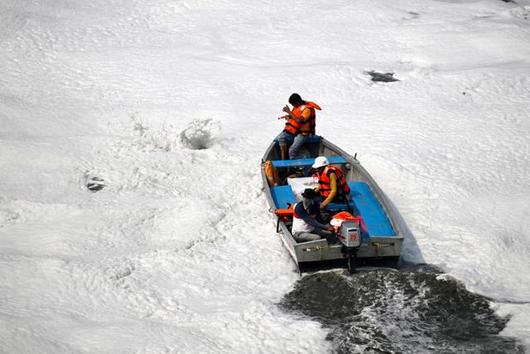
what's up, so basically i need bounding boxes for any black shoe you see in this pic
[326,235,340,244]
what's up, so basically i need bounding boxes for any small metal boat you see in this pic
[261,136,404,273]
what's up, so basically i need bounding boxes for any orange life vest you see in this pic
[264,160,278,186]
[317,165,350,198]
[331,211,367,234]
[274,204,294,221]
[284,101,321,136]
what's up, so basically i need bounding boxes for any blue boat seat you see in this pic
[271,156,348,169]
[325,201,355,213]
[273,135,321,145]
[348,182,395,236]
[270,185,297,209]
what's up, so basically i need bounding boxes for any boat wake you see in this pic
[280,265,524,353]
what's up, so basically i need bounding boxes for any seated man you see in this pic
[291,188,335,242]
[312,156,351,210]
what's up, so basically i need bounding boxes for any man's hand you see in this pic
[326,225,334,232]
[282,105,292,114]
[320,203,326,210]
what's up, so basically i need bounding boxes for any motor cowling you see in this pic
[331,211,362,249]
[338,221,361,249]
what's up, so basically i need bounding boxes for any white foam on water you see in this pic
[1,0,529,351]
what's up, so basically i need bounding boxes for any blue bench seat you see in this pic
[270,185,297,210]
[348,182,395,236]
[271,156,348,169]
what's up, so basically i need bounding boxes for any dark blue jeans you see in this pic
[289,134,309,160]
[276,130,294,147]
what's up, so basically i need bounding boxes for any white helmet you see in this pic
[312,156,329,169]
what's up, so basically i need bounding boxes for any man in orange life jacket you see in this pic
[276,93,321,160]
[312,156,351,209]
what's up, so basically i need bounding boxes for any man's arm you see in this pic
[282,105,311,123]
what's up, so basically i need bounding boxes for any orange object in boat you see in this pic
[274,204,294,221]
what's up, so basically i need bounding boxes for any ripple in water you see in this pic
[280,266,524,353]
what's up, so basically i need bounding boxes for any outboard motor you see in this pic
[338,221,361,274]
[338,221,361,249]
[331,212,363,274]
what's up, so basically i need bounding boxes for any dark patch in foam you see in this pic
[179,118,220,150]
[366,71,399,83]
[86,175,105,192]
[280,266,524,353]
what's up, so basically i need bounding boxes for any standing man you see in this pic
[291,188,335,242]
[276,93,321,160]
[312,156,351,209]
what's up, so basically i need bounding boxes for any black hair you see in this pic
[288,93,305,106]
[302,188,319,199]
